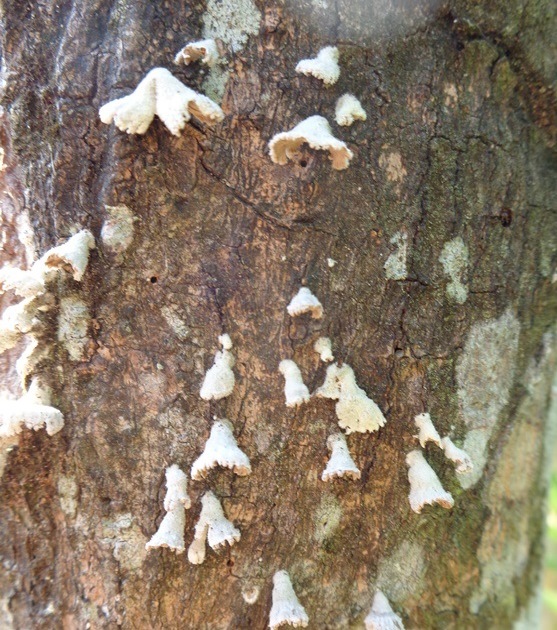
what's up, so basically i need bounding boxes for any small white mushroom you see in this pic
[335,365,386,434]
[295,46,340,86]
[279,360,310,407]
[364,590,404,630]
[0,267,45,298]
[314,337,334,362]
[441,436,473,473]
[269,116,353,171]
[0,379,64,438]
[269,570,309,629]
[335,94,367,126]
[321,433,360,482]
[200,334,235,401]
[414,412,442,448]
[146,464,191,554]
[191,419,251,479]
[33,230,95,282]
[287,287,323,319]
[163,464,191,511]
[406,449,454,513]
[99,67,224,137]
[145,506,187,554]
[187,490,240,564]
[174,39,219,67]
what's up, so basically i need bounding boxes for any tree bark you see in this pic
[0,1,556,628]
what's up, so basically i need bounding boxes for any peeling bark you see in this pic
[0,1,556,628]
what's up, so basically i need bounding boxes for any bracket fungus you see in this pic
[314,336,334,362]
[175,39,219,67]
[315,364,387,434]
[365,590,405,630]
[414,412,442,449]
[269,116,353,171]
[0,230,95,358]
[0,266,45,298]
[287,287,323,319]
[187,491,240,564]
[441,436,473,474]
[0,378,64,439]
[406,450,454,513]
[200,333,236,401]
[34,229,95,282]
[269,570,309,629]
[335,94,367,126]
[295,46,340,86]
[146,465,191,554]
[321,433,360,481]
[279,360,310,407]
[191,419,251,479]
[99,67,224,137]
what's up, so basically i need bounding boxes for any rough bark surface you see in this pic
[0,1,556,629]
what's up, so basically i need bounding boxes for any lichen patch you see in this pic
[439,237,469,304]
[314,493,342,544]
[379,150,407,183]
[201,0,261,100]
[456,309,520,488]
[57,296,91,361]
[384,231,408,280]
[57,475,78,518]
[376,540,426,602]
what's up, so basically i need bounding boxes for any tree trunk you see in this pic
[0,0,556,628]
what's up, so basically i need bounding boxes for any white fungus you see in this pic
[364,590,404,630]
[99,67,224,137]
[441,436,473,474]
[200,334,235,401]
[316,364,386,434]
[187,491,240,564]
[146,465,191,554]
[314,337,334,362]
[145,506,187,554]
[175,39,219,67]
[279,360,310,407]
[321,433,360,482]
[335,94,367,126]
[269,570,309,629]
[287,287,323,319]
[335,365,386,433]
[0,379,64,438]
[295,46,340,86]
[269,115,353,171]
[0,298,39,346]
[191,418,251,479]
[0,267,45,298]
[414,412,442,449]
[406,449,454,513]
[314,363,342,399]
[163,464,191,511]
[16,337,48,386]
[34,229,95,282]
[0,326,20,354]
